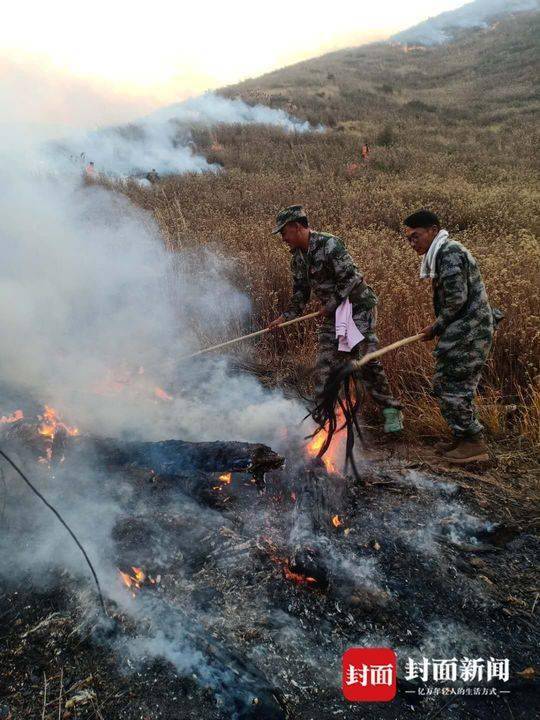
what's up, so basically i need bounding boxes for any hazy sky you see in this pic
[1,0,466,126]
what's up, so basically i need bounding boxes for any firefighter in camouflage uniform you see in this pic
[404,209,502,464]
[268,205,403,433]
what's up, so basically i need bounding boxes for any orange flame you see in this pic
[119,566,148,595]
[0,410,23,424]
[263,537,319,588]
[213,472,232,491]
[119,570,135,588]
[305,407,348,474]
[283,564,318,585]
[132,566,145,582]
[332,515,343,528]
[305,427,340,474]
[306,432,325,455]
[93,366,174,403]
[154,386,173,402]
[38,405,79,440]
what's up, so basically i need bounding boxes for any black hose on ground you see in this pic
[0,448,108,615]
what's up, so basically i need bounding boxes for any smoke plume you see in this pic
[44,91,320,178]
[0,112,306,711]
[0,142,304,445]
[392,0,539,45]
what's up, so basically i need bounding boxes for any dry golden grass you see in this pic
[105,13,540,447]
[115,152,539,446]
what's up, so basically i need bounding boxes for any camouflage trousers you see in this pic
[433,336,493,438]
[314,308,401,410]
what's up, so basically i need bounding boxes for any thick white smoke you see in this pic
[44,91,320,178]
[392,0,538,45]
[0,138,304,446]
[0,73,308,642]
[0,113,306,702]
[149,92,317,131]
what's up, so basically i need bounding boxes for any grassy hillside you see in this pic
[391,0,540,46]
[111,11,540,445]
[220,10,540,129]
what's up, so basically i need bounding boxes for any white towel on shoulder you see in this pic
[420,229,449,279]
[335,298,364,352]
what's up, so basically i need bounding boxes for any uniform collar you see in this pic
[292,230,315,257]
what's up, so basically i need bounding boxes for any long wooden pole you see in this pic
[353,332,425,368]
[179,311,321,361]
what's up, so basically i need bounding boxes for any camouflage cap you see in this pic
[271,205,308,234]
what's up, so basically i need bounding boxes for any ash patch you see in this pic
[1,435,538,719]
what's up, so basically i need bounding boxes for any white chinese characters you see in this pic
[405,657,509,683]
[345,663,394,687]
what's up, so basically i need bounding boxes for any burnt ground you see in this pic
[0,433,538,720]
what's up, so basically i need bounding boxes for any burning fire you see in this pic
[93,366,174,404]
[306,428,341,474]
[0,410,23,424]
[305,406,348,474]
[283,564,318,586]
[38,405,79,440]
[154,386,173,402]
[119,566,145,590]
[212,471,232,491]
[35,406,79,464]
[331,515,343,528]
[263,538,319,588]
[118,565,157,597]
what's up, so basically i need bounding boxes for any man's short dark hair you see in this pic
[403,210,440,229]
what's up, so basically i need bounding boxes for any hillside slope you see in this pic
[392,0,539,45]
[220,11,539,129]
[116,9,539,449]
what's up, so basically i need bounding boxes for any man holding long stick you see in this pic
[269,205,403,434]
[404,209,501,464]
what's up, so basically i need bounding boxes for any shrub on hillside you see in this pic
[376,124,396,147]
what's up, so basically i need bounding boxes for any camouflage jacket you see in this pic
[283,231,377,320]
[432,239,494,352]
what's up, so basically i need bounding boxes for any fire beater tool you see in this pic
[181,316,423,364]
[179,310,321,361]
[310,331,425,472]
[351,332,425,369]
